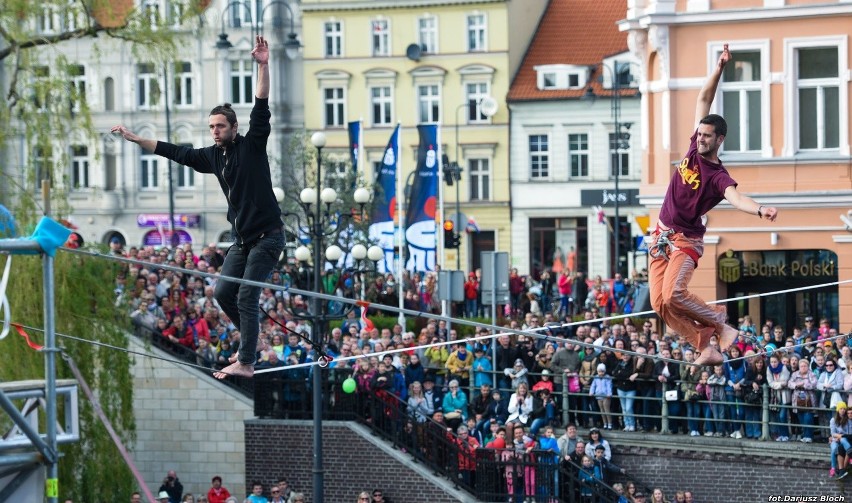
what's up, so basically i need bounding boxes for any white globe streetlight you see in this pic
[300,187,317,205]
[367,245,384,262]
[325,245,343,262]
[353,187,371,204]
[294,245,311,262]
[272,187,285,203]
[351,244,367,261]
[320,187,337,204]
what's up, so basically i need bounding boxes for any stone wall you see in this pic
[130,338,254,499]
[245,420,473,502]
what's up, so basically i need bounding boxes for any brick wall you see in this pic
[245,420,469,503]
[130,338,255,499]
[247,420,852,502]
[614,444,852,502]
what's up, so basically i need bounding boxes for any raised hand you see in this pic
[251,35,269,65]
[718,43,731,70]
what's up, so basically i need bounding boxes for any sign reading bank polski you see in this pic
[137,214,201,228]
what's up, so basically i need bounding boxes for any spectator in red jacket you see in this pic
[464,273,479,318]
[207,476,231,503]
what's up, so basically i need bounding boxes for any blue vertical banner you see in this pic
[368,125,400,273]
[347,120,361,176]
[405,124,439,272]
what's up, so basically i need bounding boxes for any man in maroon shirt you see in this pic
[649,43,778,366]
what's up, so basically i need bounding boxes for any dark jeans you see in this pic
[215,232,285,365]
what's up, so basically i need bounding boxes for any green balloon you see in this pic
[342,377,356,394]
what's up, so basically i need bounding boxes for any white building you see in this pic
[3,0,303,248]
[507,0,643,279]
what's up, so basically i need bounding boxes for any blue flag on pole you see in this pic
[347,120,361,176]
[368,125,400,273]
[405,124,439,272]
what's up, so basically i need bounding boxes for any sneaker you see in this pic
[733,431,743,439]
[704,431,714,437]
[838,470,849,481]
[690,431,700,437]
[830,468,837,478]
[780,436,790,442]
[714,432,724,437]
[802,437,813,443]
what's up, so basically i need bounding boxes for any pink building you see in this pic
[622,0,852,331]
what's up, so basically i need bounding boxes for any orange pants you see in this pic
[649,227,726,350]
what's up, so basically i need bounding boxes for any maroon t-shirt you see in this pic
[658,130,737,238]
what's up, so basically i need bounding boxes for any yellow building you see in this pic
[300,0,546,272]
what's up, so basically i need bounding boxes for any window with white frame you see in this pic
[169,0,187,27]
[371,86,393,126]
[69,65,86,112]
[33,146,53,189]
[465,82,490,123]
[33,66,50,111]
[140,154,159,190]
[372,19,390,57]
[720,50,763,152]
[176,143,195,189]
[535,64,588,90]
[326,159,348,191]
[609,132,630,178]
[468,158,491,201]
[173,62,192,107]
[64,0,82,31]
[38,5,59,34]
[71,145,89,189]
[418,84,440,123]
[568,133,589,178]
[467,13,486,52]
[230,0,261,27]
[797,46,840,151]
[325,21,343,57]
[137,63,161,110]
[419,16,437,54]
[529,135,549,179]
[229,60,253,105]
[324,87,345,127]
[142,0,160,25]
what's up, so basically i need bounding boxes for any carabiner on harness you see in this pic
[649,228,678,261]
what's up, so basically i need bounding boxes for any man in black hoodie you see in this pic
[112,36,284,379]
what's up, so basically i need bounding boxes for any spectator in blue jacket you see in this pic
[442,379,468,429]
[724,346,747,439]
[472,347,493,388]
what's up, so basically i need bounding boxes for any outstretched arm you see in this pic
[694,44,731,127]
[252,35,269,100]
[110,125,157,152]
[724,185,778,222]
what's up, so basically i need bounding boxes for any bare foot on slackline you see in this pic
[214,361,254,379]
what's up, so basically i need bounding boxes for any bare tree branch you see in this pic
[0,26,103,62]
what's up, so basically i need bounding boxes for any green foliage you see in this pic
[277,131,377,253]
[3,252,135,502]
[0,0,185,222]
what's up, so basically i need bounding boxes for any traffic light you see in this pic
[442,154,454,186]
[618,220,632,254]
[444,219,459,249]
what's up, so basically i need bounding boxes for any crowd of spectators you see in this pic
[126,473,393,503]
[113,238,844,499]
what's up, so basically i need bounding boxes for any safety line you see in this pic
[15,323,219,374]
[57,245,852,344]
[50,246,852,372]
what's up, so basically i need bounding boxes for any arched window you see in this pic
[104,77,115,111]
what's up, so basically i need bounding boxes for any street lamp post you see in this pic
[216,0,301,59]
[449,97,498,271]
[585,61,635,277]
[283,132,374,503]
